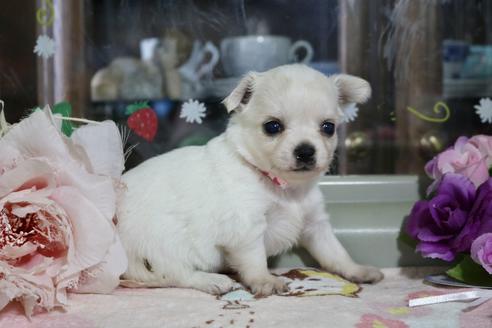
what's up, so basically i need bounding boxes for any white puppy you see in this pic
[117,64,383,296]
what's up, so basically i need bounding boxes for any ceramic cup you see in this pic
[219,35,314,77]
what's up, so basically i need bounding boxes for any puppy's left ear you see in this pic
[222,72,258,113]
[330,74,371,106]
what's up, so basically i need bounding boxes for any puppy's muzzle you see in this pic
[293,143,316,170]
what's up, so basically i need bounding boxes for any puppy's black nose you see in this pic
[294,143,316,165]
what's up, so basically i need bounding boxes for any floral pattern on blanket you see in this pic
[218,268,360,303]
[355,314,409,328]
[277,268,360,297]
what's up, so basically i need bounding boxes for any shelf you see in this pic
[443,78,492,99]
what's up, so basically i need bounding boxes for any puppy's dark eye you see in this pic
[263,120,284,136]
[321,121,335,136]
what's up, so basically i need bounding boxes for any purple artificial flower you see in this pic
[471,233,492,274]
[406,174,476,261]
[468,178,492,237]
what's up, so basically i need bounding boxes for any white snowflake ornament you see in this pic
[474,98,492,124]
[340,103,359,123]
[180,99,206,124]
[34,34,56,59]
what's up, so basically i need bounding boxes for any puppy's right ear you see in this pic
[222,72,258,113]
[330,74,371,105]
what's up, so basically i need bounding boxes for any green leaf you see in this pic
[125,101,149,115]
[446,255,492,287]
[397,231,417,249]
[489,167,492,176]
[53,101,74,137]
[53,101,72,117]
[0,106,10,138]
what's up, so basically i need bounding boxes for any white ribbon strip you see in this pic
[409,290,492,308]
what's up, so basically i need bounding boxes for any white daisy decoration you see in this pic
[180,99,207,124]
[474,97,492,124]
[340,103,359,123]
[34,34,56,59]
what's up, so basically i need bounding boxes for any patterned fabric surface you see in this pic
[0,267,490,328]
[218,268,360,302]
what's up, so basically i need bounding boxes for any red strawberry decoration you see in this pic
[126,102,158,142]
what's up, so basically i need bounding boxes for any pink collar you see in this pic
[259,170,288,189]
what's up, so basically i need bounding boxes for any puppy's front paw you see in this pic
[343,265,384,284]
[246,275,288,296]
[194,273,235,295]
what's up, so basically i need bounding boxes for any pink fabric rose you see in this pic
[425,135,492,193]
[469,135,492,167]
[0,108,127,317]
[471,233,492,274]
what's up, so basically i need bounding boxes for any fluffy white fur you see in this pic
[117,64,383,296]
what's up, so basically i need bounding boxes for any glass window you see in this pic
[1,0,491,174]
